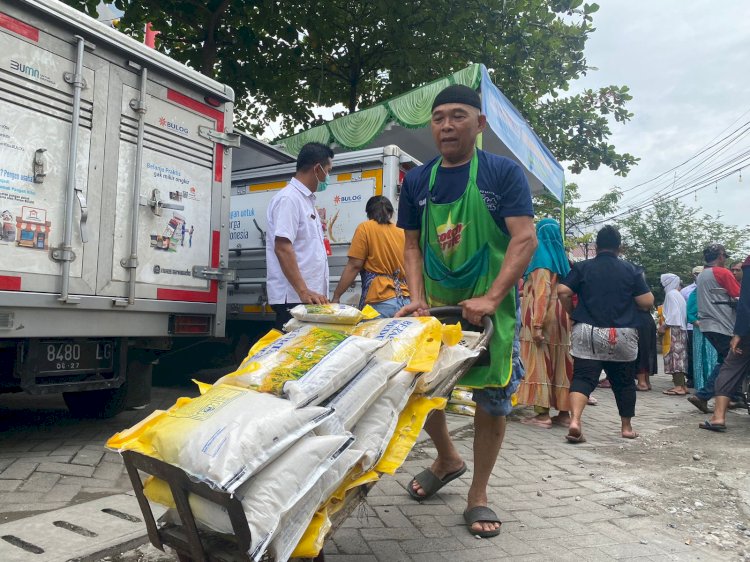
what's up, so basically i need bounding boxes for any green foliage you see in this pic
[534,183,622,248]
[61,0,637,175]
[617,199,750,302]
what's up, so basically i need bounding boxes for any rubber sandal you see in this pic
[408,463,467,500]
[587,396,598,406]
[698,420,726,432]
[463,506,502,538]
[687,395,710,414]
[565,428,586,443]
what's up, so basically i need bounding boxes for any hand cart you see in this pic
[121,307,493,562]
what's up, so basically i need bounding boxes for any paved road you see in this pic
[2,371,748,561]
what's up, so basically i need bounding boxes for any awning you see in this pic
[275,64,564,202]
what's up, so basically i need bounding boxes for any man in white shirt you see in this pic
[266,143,333,329]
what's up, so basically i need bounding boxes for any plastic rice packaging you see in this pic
[351,370,417,471]
[268,448,363,562]
[415,342,480,394]
[450,386,476,406]
[143,434,353,562]
[106,384,332,492]
[445,403,476,417]
[290,303,380,325]
[351,317,444,373]
[215,326,382,405]
[317,358,404,434]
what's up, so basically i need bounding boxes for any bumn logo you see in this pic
[10,59,40,79]
[158,116,189,136]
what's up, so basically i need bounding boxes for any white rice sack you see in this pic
[318,359,404,434]
[283,318,355,334]
[215,326,381,404]
[351,370,417,471]
[283,336,383,407]
[289,303,379,325]
[268,448,363,562]
[160,434,353,561]
[108,385,332,492]
[415,343,480,394]
[352,317,443,373]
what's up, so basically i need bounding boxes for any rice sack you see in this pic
[106,385,332,492]
[289,303,379,325]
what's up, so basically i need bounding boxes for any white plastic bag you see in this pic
[268,448,363,562]
[318,359,404,434]
[351,370,417,471]
[283,336,384,407]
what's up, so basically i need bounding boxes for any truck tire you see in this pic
[63,384,128,419]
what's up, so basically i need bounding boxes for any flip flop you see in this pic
[687,395,711,414]
[408,463,467,500]
[663,389,687,396]
[698,420,726,432]
[463,506,502,538]
[565,427,586,443]
[587,396,598,406]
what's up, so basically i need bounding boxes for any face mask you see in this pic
[315,165,330,192]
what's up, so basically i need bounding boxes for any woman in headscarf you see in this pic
[517,218,574,428]
[659,273,689,395]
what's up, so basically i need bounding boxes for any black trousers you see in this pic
[570,357,637,418]
[270,302,302,331]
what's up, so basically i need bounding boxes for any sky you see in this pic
[569,0,750,229]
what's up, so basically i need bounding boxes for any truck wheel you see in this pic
[63,384,128,418]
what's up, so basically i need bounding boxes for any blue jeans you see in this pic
[696,332,732,400]
[369,296,410,318]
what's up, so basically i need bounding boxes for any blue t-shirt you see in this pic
[561,252,651,329]
[396,150,533,235]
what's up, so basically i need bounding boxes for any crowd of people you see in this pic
[261,83,750,539]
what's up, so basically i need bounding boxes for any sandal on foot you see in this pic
[698,420,726,432]
[587,396,598,406]
[565,429,586,443]
[463,506,502,538]
[407,463,467,501]
[551,415,571,427]
[687,395,710,414]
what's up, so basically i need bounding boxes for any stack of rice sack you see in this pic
[107,304,485,562]
[446,386,477,416]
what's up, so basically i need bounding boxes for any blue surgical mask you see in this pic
[315,165,330,192]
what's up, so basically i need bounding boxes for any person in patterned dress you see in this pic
[517,218,574,428]
[659,273,689,395]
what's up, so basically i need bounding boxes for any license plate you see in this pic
[39,340,115,374]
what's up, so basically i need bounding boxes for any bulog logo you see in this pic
[158,117,189,136]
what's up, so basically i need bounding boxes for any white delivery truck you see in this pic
[0,0,278,417]
[227,146,419,325]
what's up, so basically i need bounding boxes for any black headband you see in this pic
[431,85,482,111]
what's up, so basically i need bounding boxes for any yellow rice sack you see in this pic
[352,317,444,373]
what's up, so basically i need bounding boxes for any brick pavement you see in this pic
[0,386,184,523]
[0,373,743,561]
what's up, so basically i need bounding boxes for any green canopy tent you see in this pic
[274,64,564,203]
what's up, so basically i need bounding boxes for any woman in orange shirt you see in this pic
[332,196,410,317]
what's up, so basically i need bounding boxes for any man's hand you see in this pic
[299,289,329,305]
[532,327,544,344]
[730,335,742,355]
[459,295,498,326]
[395,300,430,318]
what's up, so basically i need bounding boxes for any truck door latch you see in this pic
[197,126,241,148]
[34,148,47,183]
[192,265,237,282]
[139,188,185,216]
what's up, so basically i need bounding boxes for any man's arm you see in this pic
[557,283,575,316]
[332,257,364,302]
[395,229,430,316]
[714,267,741,298]
[634,292,655,311]
[274,237,328,304]
[459,215,537,326]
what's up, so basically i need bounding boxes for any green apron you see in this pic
[421,151,516,388]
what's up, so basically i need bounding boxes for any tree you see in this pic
[534,183,622,251]
[617,199,750,302]
[62,0,638,176]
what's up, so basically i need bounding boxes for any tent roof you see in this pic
[275,64,564,202]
